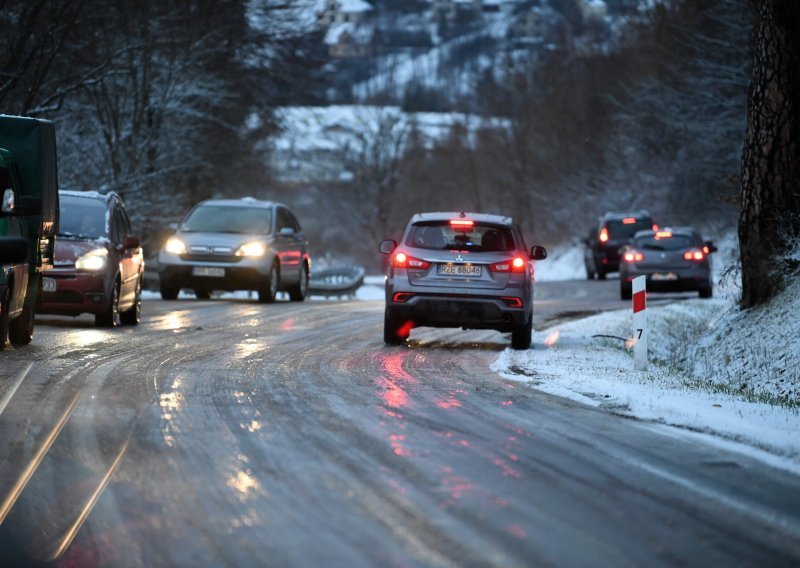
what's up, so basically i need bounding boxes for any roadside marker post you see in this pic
[632,276,647,370]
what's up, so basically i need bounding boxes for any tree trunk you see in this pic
[739,0,800,308]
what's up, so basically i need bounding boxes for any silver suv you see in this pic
[158,198,310,302]
[379,212,547,349]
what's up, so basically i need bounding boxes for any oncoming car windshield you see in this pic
[404,221,516,252]
[58,195,107,239]
[181,205,273,234]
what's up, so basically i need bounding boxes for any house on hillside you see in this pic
[510,3,566,47]
[316,0,374,27]
[430,0,483,22]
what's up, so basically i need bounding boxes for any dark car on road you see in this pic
[379,211,547,350]
[584,210,657,279]
[619,227,717,300]
[157,198,310,303]
[40,190,144,326]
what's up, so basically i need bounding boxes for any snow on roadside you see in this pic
[492,291,800,468]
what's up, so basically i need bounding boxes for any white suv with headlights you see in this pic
[158,198,310,302]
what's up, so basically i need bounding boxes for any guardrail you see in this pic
[308,266,365,299]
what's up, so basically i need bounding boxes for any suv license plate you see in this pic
[193,266,225,278]
[437,264,482,277]
[42,277,57,292]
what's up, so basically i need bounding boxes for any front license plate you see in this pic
[437,264,482,277]
[192,266,225,278]
[42,277,56,292]
[651,272,678,281]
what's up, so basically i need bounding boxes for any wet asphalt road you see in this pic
[1,279,799,566]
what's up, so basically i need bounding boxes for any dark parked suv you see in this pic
[40,190,144,326]
[584,210,657,279]
[158,198,310,302]
[379,212,547,349]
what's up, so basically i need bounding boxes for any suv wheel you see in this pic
[160,282,179,300]
[96,279,120,327]
[597,269,606,280]
[0,285,11,350]
[383,311,406,345]
[510,317,532,350]
[120,276,142,326]
[194,289,211,300]
[258,263,279,303]
[288,264,308,302]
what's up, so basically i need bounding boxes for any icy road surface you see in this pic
[1,280,799,565]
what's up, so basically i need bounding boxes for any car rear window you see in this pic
[405,222,515,252]
[59,195,107,239]
[182,205,273,235]
[634,234,694,251]
[604,218,653,240]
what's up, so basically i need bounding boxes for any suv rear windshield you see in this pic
[603,217,653,240]
[405,222,515,252]
[181,205,273,235]
[59,195,107,239]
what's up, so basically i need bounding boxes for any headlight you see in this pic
[235,241,267,257]
[164,236,187,255]
[75,248,108,271]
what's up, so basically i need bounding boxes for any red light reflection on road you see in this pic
[544,329,561,347]
[281,318,295,331]
[508,525,526,539]
[377,352,419,460]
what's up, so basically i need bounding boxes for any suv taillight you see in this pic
[490,257,526,273]
[683,249,705,261]
[392,252,430,269]
[599,227,609,243]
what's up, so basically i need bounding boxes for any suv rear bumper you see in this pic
[386,293,529,332]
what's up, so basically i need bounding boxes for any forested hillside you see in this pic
[1,0,752,269]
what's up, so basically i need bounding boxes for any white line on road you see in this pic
[0,363,33,418]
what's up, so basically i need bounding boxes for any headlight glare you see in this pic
[165,236,187,255]
[76,248,108,271]
[235,241,267,257]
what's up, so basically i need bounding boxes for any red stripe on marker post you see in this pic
[633,290,646,313]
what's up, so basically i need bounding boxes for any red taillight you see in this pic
[490,257,526,273]
[652,224,659,231]
[684,249,705,261]
[392,252,430,269]
[623,251,644,263]
[622,217,636,225]
[450,219,474,228]
[599,228,609,243]
[501,297,523,308]
[392,292,414,303]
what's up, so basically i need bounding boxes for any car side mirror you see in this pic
[279,227,295,237]
[0,237,28,263]
[123,236,141,249]
[530,245,547,261]
[168,222,179,231]
[379,239,397,255]
[1,189,14,213]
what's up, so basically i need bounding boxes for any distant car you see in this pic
[40,191,144,326]
[584,210,657,279]
[157,198,310,303]
[379,212,547,350]
[619,227,717,300]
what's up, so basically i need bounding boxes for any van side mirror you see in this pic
[704,241,718,254]
[279,227,295,237]
[530,245,547,261]
[1,189,14,213]
[379,239,396,254]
